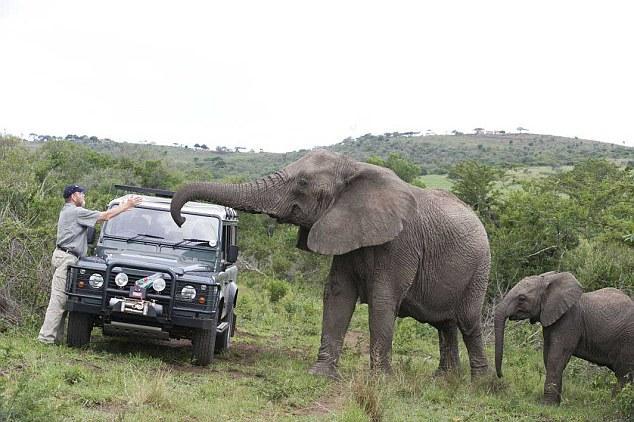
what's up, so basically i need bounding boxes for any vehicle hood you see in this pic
[85,251,215,276]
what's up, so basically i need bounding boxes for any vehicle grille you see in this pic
[106,269,173,307]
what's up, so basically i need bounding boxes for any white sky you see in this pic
[1,1,633,152]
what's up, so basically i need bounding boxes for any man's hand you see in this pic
[122,195,143,210]
[97,195,143,222]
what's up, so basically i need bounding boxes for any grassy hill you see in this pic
[29,132,634,180]
[329,133,634,174]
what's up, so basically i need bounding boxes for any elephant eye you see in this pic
[297,178,308,188]
[518,295,527,302]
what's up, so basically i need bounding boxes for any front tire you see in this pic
[191,313,218,366]
[67,312,93,347]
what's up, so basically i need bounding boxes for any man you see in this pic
[37,184,142,344]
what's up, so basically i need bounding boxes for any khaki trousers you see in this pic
[37,249,78,344]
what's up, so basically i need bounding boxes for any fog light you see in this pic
[115,272,128,287]
[153,277,166,292]
[78,280,86,288]
[89,273,104,288]
[198,296,206,305]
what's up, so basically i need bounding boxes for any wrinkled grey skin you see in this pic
[171,149,490,378]
[495,271,634,405]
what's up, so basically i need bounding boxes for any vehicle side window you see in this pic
[222,225,237,259]
[230,225,237,246]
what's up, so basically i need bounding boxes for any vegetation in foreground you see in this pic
[1,271,632,421]
[1,135,633,420]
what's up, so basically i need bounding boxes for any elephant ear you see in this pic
[540,272,584,327]
[307,163,417,255]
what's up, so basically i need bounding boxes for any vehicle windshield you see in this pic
[103,206,219,246]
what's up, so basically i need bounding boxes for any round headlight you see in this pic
[114,273,128,287]
[89,273,104,288]
[180,285,196,301]
[153,277,166,292]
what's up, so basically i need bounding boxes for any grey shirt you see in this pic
[56,203,100,257]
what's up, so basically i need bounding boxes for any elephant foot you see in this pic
[543,384,562,405]
[433,364,461,378]
[309,362,341,380]
[470,364,491,380]
[433,368,451,378]
[541,397,560,406]
[370,364,393,376]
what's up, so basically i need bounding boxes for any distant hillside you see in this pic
[29,132,634,179]
[328,132,634,174]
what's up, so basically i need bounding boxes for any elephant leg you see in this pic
[367,245,418,374]
[434,322,460,375]
[309,260,357,379]
[368,271,411,374]
[542,343,573,405]
[368,297,397,374]
[612,370,633,396]
[457,317,488,378]
[457,279,489,378]
[613,375,626,397]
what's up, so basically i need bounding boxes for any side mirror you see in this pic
[227,245,239,263]
[87,226,96,244]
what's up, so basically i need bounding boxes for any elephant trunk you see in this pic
[494,302,509,378]
[170,172,287,226]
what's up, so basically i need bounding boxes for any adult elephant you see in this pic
[171,149,490,378]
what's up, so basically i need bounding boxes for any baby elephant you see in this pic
[495,271,634,405]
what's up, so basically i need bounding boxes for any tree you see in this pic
[365,155,385,167]
[490,186,580,292]
[133,159,181,189]
[366,153,421,184]
[448,160,503,225]
[517,127,528,133]
[210,156,226,168]
[473,128,485,135]
[486,159,634,295]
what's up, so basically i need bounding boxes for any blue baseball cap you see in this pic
[63,184,86,199]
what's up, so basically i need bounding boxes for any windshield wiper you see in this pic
[126,233,165,243]
[172,238,212,247]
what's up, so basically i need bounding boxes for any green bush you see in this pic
[267,279,288,303]
[561,239,634,293]
[366,153,421,183]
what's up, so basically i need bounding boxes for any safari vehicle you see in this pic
[64,185,239,365]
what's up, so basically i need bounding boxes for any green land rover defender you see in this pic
[64,186,239,365]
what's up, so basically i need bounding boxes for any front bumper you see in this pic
[65,300,217,330]
[65,260,221,332]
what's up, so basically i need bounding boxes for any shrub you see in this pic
[267,279,288,303]
[561,239,634,293]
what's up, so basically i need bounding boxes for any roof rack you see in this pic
[224,207,238,219]
[114,185,174,198]
[114,185,239,220]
